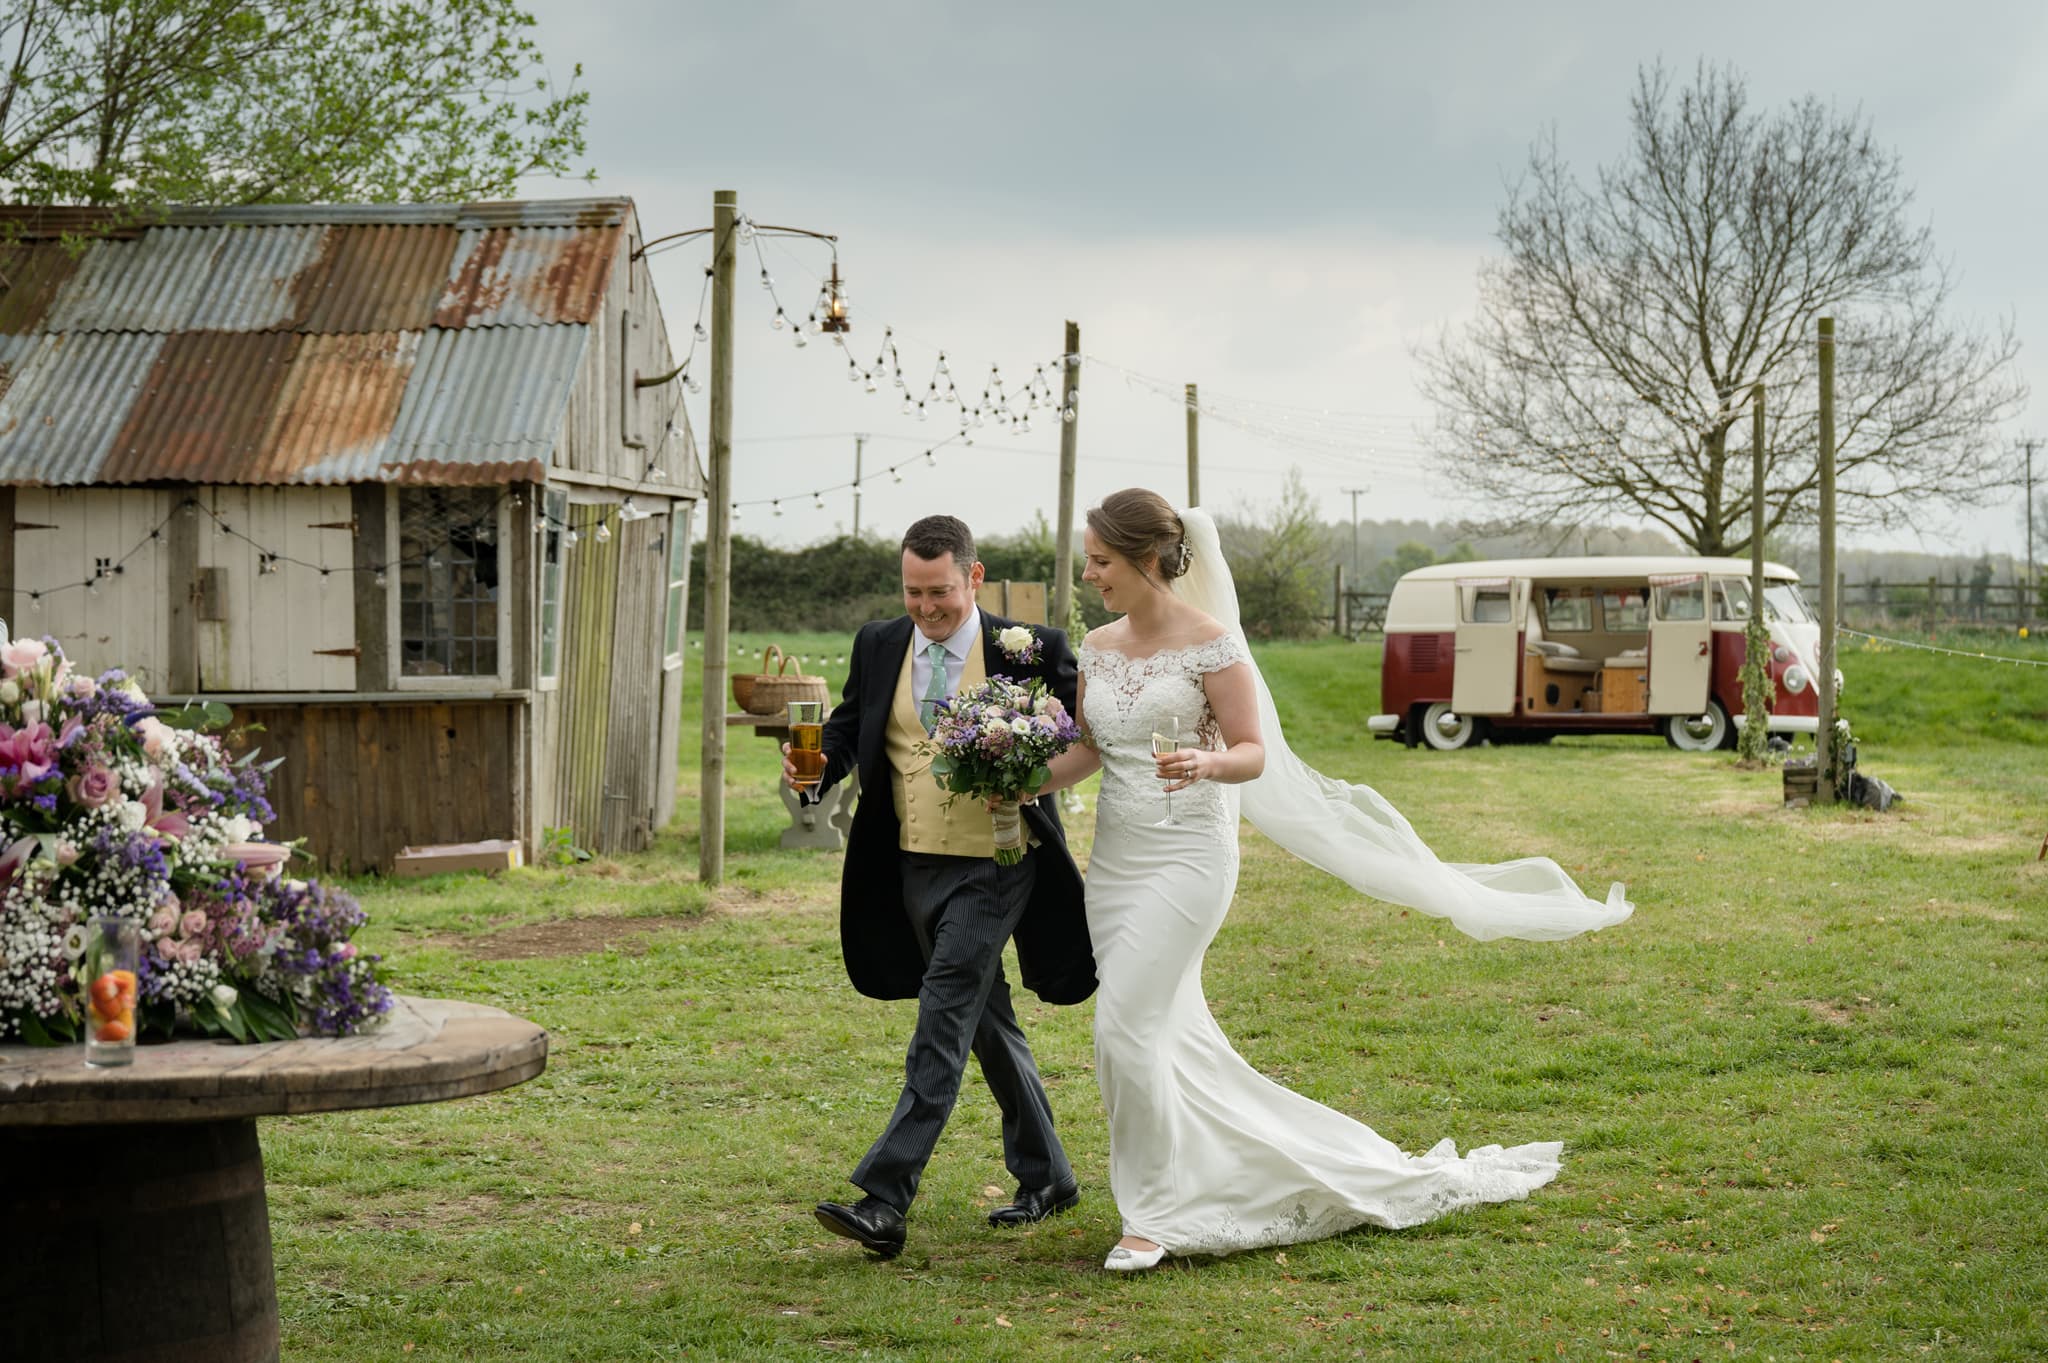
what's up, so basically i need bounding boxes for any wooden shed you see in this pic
[0,198,703,871]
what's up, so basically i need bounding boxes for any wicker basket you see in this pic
[741,644,829,717]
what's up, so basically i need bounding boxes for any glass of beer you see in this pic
[788,700,825,792]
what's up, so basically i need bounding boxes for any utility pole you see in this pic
[1184,383,1200,506]
[699,189,737,883]
[1816,318,1838,804]
[1053,322,1080,632]
[1341,487,1368,584]
[852,433,866,540]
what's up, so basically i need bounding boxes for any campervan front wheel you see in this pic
[1664,701,1733,752]
[1418,702,1483,751]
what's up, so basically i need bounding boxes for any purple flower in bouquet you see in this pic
[257,877,393,1035]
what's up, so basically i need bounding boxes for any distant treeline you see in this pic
[691,483,2045,639]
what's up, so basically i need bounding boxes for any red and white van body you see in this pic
[1368,557,1832,752]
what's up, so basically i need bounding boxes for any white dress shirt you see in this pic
[911,609,982,705]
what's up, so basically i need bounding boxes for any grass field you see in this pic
[267,628,2048,1361]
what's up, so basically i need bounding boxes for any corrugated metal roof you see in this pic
[0,325,587,486]
[0,197,640,486]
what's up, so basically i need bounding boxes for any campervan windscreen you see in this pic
[1718,579,1813,624]
[1763,582,1812,623]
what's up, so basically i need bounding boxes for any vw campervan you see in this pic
[1367,556,1832,751]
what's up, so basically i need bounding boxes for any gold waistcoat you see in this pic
[884,636,994,856]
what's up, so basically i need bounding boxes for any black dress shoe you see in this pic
[987,1175,1080,1227]
[814,1196,906,1257]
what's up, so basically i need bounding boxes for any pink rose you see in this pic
[157,937,181,961]
[179,909,208,938]
[177,939,205,964]
[66,674,97,701]
[147,903,179,937]
[53,840,79,868]
[0,638,48,678]
[67,763,119,809]
[336,943,357,961]
[136,717,173,761]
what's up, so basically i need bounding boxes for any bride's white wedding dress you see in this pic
[1075,508,1633,1257]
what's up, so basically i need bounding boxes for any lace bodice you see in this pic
[1080,634,1250,831]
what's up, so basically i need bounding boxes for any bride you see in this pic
[1036,488,1633,1273]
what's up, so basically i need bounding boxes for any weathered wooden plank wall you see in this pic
[553,501,620,848]
[236,699,520,873]
[602,513,666,849]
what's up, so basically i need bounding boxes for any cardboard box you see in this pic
[393,838,524,877]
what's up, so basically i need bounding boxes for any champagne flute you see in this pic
[1150,714,1181,827]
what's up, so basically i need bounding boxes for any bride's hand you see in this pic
[1157,748,1209,793]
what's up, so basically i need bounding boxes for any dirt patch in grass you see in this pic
[465,914,685,960]
[1793,997,1863,1027]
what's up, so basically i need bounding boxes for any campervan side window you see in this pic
[1654,579,1705,622]
[1462,587,1513,623]
[1715,579,1751,622]
[1600,588,1648,632]
[1542,587,1594,632]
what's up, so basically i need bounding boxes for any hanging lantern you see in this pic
[819,261,851,333]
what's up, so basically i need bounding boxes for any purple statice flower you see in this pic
[257,877,392,1035]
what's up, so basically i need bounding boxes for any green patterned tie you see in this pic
[919,641,950,732]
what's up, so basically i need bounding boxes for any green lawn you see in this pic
[267,629,2048,1361]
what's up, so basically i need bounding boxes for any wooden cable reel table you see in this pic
[0,996,547,1363]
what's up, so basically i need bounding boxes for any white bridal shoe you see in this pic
[1103,1241,1167,1273]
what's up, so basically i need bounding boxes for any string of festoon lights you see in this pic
[642,214,1073,520]
[3,478,695,613]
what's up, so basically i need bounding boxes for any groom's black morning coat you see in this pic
[814,611,1097,1006]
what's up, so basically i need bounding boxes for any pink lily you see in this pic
[138,781,190,842]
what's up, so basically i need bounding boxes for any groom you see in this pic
[783,514,1095,1258]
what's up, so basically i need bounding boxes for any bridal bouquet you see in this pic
[923,676,1083,865]
[0,634,392,1045]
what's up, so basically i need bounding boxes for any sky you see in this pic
[516,1,2048,563]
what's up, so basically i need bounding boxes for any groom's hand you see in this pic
[780,742,809,800]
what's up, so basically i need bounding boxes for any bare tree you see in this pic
[1417,63,2026,555]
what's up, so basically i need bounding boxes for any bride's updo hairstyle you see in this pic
[1086,488,1190,586]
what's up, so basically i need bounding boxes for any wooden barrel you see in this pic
[0,1119,280,1363]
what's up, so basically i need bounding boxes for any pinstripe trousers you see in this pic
[851,850,1073,1213]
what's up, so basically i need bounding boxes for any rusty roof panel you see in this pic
[100,331,301,483]
[290,224,460,333]
[250,331,420,482]
[0,332,165,484]
[434,226,621,328]
[44,226,331,334]
[0,241,85,334]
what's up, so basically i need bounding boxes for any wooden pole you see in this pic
[852,433,865,541]
[1737,383,1770,762]
[699,189,737,883]
[1334,563,1348,637]
[1185,382,1200,506]
[1053,321,1079,632]
[1816,317,1838,803]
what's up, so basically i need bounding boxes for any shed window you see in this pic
[539,488,568,681]
[397,487,501,678]
[664,504,692,659]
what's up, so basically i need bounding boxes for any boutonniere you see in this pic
[996,625,1044,666]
